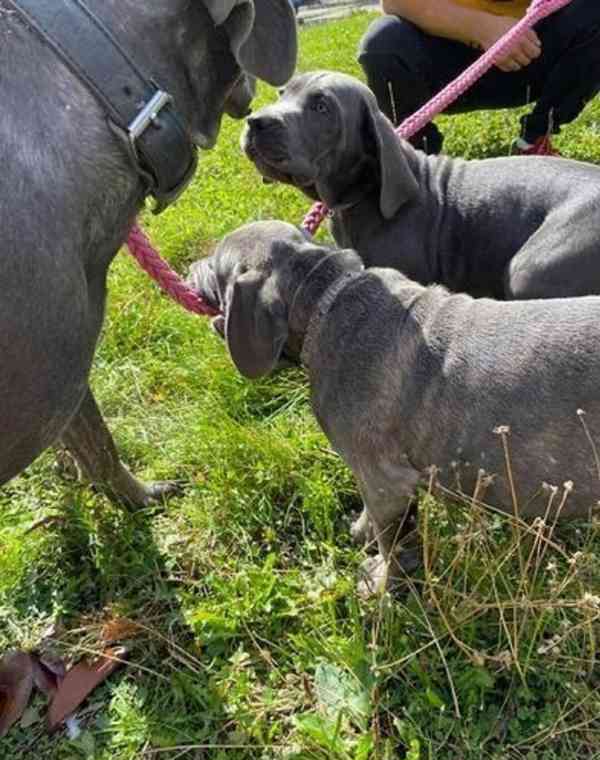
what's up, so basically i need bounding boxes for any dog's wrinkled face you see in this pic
[187,220,330,378]
[241,70,419,218]
[241,71,360,191]
[188,220,308,311]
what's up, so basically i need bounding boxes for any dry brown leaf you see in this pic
[0,651,35,738]
[100,618,141,643]
[47,647,128,732]
[31,655,66,700]
[38,654,67,682]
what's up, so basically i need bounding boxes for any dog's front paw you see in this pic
[357,547,422,598]
[350,508,374,546]
[105,474,186,511]
[357,554,389,598]
[140,480,186,505]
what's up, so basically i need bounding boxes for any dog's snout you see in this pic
[247,115,281,133]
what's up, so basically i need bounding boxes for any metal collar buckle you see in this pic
[7,0,197,215]
[126,89,197,214]
[128,89,173,152]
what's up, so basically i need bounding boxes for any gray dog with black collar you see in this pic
[189,220,600,593]
[243,70,600,300]
[0,0,296,504]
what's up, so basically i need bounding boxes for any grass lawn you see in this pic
[3,11,600,760]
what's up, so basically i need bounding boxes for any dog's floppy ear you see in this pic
[238,0,297,86]
[203,0,297,87]
[364,102,419,219]
[225,270,289,379]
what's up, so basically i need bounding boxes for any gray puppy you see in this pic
[242,71,600,300]
[0,0,296,505]
[189,220,600,593]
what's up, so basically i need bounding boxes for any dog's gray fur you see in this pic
[189,220,600,592]
[243,71,600,300]
[0,0,296,504]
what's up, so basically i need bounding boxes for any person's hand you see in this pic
[476,15,542,72]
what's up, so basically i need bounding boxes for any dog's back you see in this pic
[334,149,600,299]
[245,69,600,301]
[306,268,600,518]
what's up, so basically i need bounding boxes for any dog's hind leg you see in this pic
[354,457,422,596]
[504,217,600,299]
[350,506,375,546]
[59,387,181,509]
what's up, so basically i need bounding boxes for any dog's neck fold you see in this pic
[315,158,378,214]
[286,250,364,365]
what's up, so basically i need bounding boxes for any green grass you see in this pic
[3,11,600,759]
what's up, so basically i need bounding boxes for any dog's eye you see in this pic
[311,96,329,115]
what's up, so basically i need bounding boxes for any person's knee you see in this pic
[545,0,600,45]
[563,0,600,28]
[358,14,424,61]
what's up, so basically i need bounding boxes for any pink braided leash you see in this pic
[301,0,574,236]
[126,223,220,316]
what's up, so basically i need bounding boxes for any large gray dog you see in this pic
[0,0,296,505]
[188,221,600,593]
[243,71,600,300]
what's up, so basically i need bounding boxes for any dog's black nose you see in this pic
[247,115,280,132]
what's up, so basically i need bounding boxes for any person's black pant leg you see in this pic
[358,14,532,152]
[520,0,600,141]
[359,3,600,149]
[358,15,469,153]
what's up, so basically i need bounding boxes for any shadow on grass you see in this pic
[0,476,235,756]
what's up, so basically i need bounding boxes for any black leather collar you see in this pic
[7,0,198,213]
